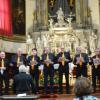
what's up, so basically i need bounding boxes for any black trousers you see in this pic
[76,66,87,78]
[43,67,54,93]
[13,67,19,76]
[92,67,100,89]
[0,72,9,95]
[58,66,69,93]
[31,70,39,92]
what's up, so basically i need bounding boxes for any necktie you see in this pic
[95,56,98,69]
[1,59,4,67]
[31,56,34,70]
[32,56,34,61]
[46,54,49,60]
[62,52,65,66]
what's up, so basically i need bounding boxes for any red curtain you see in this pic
[0,0,12,36]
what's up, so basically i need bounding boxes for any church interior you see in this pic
[0,0,100,99]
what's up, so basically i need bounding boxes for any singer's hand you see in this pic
[10,63,13,66]
[0,67,6,70]
[58,57,62,62]
[76,61,80,64]
[65,59,69,62]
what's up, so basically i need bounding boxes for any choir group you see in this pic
[0,46,100,95]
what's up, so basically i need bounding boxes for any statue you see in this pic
[90,32,97,52]
[26,34,33,44]
[66,17,72,27]
[48,18,54,34]
[26,34,33,55]
[56,8,64,24]
[42,35,48,47]
[36,37,42,55]
[49,18,53,28]
[36,37,41,47]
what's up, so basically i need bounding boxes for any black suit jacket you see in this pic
[73,53,89,68]
[11,54,26,67]
[27,55,40,72]
[57,52,72,69]
[41,53,55,70]
[0,58,9,75]
[13,72,34,94]
[90,55,100,69]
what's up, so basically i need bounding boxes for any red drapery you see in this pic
[0,0,12,36]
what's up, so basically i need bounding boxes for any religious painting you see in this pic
[11,0,25,35]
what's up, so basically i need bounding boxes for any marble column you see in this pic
[88,0,100,47]
[82,0,88,26]
[41,0,48,28]
[34,0,48,30]
[26,0,35,33]
[88,0,100,28]
[75,0,88,27]
[75,0,81,26]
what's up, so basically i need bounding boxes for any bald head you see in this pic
[17,48,22,56]
[0,51,5,59]
[76,47,81,54]
[44,47,50,54]
[60,46,65,53]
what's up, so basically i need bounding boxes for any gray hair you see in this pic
[19,65,27,73]
[74,76,93,97]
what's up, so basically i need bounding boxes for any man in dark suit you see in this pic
[57,46,72,94]
[89,48,100,92]
[27,48,40,93]
[41,47,55,94]
[0,51,9,95]
[10,48,26,75]
[73,47,89,78]
[13,65,35,94]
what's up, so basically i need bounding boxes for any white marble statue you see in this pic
[36,37,41,47]
[26,34,33,55]
[56,8,64,24]
[26,34,33,44]
[42,35,48,47]
[49,18,54,28]
[67,17,72,27]
[90,32,97,52]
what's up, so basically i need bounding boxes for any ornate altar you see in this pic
[26,7,97,55]
[34,8,76,54]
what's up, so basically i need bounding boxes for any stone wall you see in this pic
[0,39,26,53]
